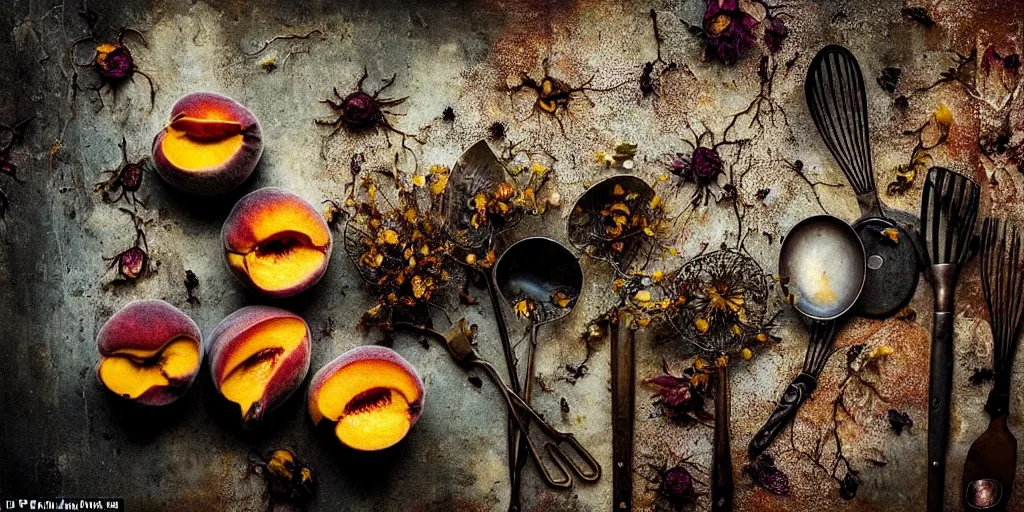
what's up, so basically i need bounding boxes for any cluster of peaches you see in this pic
[95,92,424,452]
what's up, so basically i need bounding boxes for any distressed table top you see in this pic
[1,0,1022,510]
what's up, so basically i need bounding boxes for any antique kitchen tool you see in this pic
[748,215,867,458]
[663,249,770,512]
[962,217,1023,511]
[567,174,658,511]
[805,44,921,318]
[494,236,591,498]
[921,166,980,512]
[417,318,602,488]
[440,139,527,508]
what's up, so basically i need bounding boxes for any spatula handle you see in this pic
[928,310,955,512]
[747,372,818,458]
[612,312,635,511]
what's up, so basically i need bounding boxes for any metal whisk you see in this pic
[920,166,980,512]
[663,250,769,512]
[962,217,1024,511]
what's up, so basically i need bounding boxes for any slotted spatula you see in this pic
[920,166,980,512]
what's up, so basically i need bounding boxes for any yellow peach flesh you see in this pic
[236,234,327,293]
[98,338,200,398]
[218,317,306,417]
[161,127,244,172]
[315,360,421,451]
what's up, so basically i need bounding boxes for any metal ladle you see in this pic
[494,237,597,488]
[748,215,866,457]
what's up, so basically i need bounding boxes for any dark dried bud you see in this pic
[120,163,144,191]
[877,67,902,94]
[97,45,134,80]
[703,0,758,65]
[488,121,506,140]
[662,465,695,502]
[341,91,382,130]
[763,16,789,54]
[691,146,724,182]
[744,453,791,495]
[887,409,913,434]
[118,246,147,280]
[839,472,860,500]
[442,106,456,122]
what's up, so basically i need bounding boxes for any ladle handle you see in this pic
[928,310,955,512]
[612,311,635,511]
[711,364,734,512]
[747,372,819,459]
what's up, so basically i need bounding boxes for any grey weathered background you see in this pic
[1,0,1023,510]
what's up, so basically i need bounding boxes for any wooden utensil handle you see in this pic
[711,364,734,512]
[748,372,818,458]
[612,313,635,511]
[928,311,955,512]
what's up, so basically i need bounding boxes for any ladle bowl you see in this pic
[495,237,583,325]
[779,214,867,320]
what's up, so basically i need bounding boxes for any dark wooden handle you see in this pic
[711,364,734,512]
[748,372,818,459]
[928,311,955,512]
[612,313,635,510]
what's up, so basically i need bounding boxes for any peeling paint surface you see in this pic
[1,0,1023,510]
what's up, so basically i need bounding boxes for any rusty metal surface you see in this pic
[1,0,1022,510]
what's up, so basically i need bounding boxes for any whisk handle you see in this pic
[747,372,818,459]
[612,311,635,511]
[928,310,955,512]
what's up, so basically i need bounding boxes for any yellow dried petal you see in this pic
[694,318,709,334]
[412,175,426,187]
[382,229,400,245]
[741,348,752,360]
[634,290,652,302]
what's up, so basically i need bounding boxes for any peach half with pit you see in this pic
[208,306,312,428]
[222,188,333,298]
[95,299,202,406]
[308,346,425,451]
[152,92,263,196]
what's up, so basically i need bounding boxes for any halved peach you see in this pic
[152,92,263,196]
[207,306,312,428]
[95,299,202,406]
[222,188,333,298]
[308,345,424,451]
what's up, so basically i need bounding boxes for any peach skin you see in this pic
[222,187,333,298]
[308,345,424,451]
[95,299,203,406]
[207,306,311,429]
[152,92,263,195]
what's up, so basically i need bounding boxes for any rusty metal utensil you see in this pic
[567,174,658,510]
[962,217,1023,511]
[440,139,526,508]
[663,249,771,512]
[493,237,597,489]
[748,215,866,459]
[921,166,980,512]
[805,45,921,318]
[415,319,601,488]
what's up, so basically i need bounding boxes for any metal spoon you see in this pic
[567,174,658,511]
[748,215,866,457]
[494,237,587,491]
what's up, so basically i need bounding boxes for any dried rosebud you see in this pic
[692,146,724,182]
[887,409,913,435]
[662,465,696,503]
[118,246,147,280]
[341,91,381,130]
[646,374,694,408]
[744,454,791,496]
[703,0,758,65]
[96,44,134,80]
[763,16,789,54]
